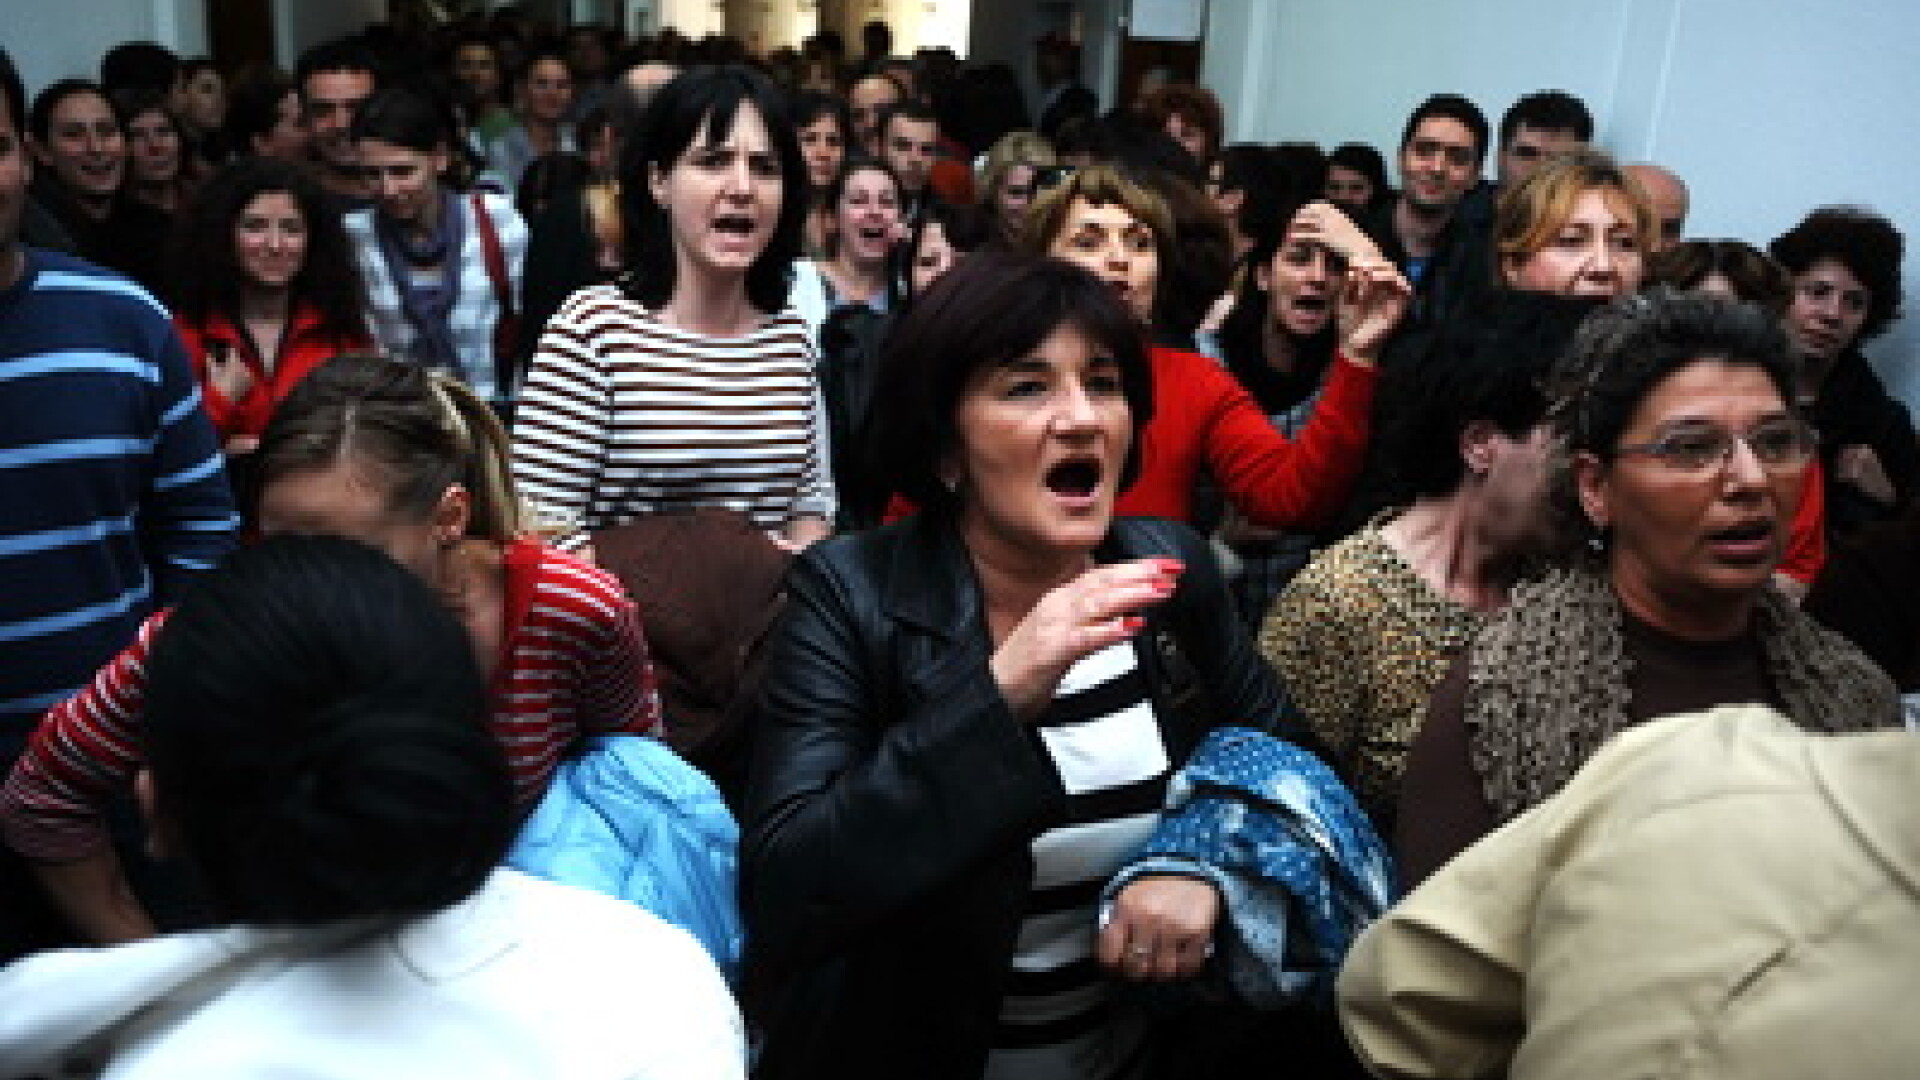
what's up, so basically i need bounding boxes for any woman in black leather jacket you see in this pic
[742,252,1305,1079]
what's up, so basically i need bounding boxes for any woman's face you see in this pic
[650,102,784,285]
[797,115,845,192]
[909,220,961,296]
[35,91,124,204]
[257,459,460,583]
[126,109,181,188]
[1783,256,1871,369]
[175,68,226,133]
[359,137,447,228]
[1505,188,1644,298]
[835,166,901,266]
[951,321,1133,563]
[995,163,1038,233]
[1048,197,1159,324]
[522,57,574,126]
[1325,164,1375,212]
[233,190,307,292]
[1258,220,1338,340]
[454,44,502,102]
[1575,359,1806,628]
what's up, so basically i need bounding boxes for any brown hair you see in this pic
[1020,162,1175,259]
[1644,239,1793,318]
[1136,83,1223,161]
[256,354,523,542]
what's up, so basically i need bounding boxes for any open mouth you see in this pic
[1045,457,1104,500]
[1706,519,1775,561]
[713,214,756,237]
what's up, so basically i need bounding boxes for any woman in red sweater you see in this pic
[171,157,370,453]
[0,355,662,945]
[1022,165,1409,531]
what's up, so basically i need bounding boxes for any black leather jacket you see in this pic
[741,513,1301,1079]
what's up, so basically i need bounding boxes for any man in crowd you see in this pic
[877,99,939,216]
[1626,161,1689,250]
[0,47,237,959]
[1363,93,1491,326]
[295,38,380,207]
[847,72,905,157]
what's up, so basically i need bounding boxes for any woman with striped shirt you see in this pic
[512,65,833,550]
[0,354,662,945]
[744,254,1313,1080]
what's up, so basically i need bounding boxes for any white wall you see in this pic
[6,0,206,96]
[1202,0,1920,406]
[269,0,386,69]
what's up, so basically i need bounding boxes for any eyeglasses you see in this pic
[1614,419,1817,474]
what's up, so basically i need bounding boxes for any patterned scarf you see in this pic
[1466,562,1899,822]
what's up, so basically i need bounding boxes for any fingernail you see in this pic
[1154,559,1186,574]
[1121,615,1146,632]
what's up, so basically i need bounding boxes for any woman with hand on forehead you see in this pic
[744,252,1313,1080]
[1025,164,1410,535]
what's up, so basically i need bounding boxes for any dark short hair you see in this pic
[899,198,993,303]
[864,250,1153,515]
[100,41,179,96]
[1645,239,1793,319]
[349,86,453,152]
[876,97,936,139]
[224,69,298,151]
[1769,207,1905,342]
[29,80,115,144]
[1499,90,1594,147]
[1327,142,1391,202]
[0,47,26,134]
[788,87,853,142]
[1399,93,1489,165]
[143,534,513,927]
[620,64,806,314]
[1549,287,1800,465]
[1135,83,1224,161]
[1387,291,1597,499]
[295,37,383,96]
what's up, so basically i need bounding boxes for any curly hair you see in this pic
[1768,206,1904,342]
[169,157,366,341]
[1136,83,1223,162]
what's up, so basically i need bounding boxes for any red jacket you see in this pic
[174,305,370,441]
[1117,345,1378,530]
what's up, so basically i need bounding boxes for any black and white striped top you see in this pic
[510,284,836,537]
[986,641,1171,1080]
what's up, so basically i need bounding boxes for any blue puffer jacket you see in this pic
[1106,725,1397,1006]
[506,735,745,982]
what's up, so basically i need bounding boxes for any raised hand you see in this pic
[990,558,1183,721]
[1335,257,1413,365]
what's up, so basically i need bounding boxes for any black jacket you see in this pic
[741,514,1300,1079]
[1813,347,1920,538]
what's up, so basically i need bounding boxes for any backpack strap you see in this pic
[470,193,522,396]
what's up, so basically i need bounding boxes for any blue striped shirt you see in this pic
[0,250,237,739]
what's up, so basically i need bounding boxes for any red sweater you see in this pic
[174,305,370,442]
[0,541,661,862]
[1116,345,1378,529]
[1777,457,1827,585]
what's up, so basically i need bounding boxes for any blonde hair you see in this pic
[1496,148,1656,271]
[978,130,1057,207]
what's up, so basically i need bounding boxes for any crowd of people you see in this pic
[2,8,1918,1079]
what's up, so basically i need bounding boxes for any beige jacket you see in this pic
[1338,705,1920,1079]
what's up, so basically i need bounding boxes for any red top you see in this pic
[174,304,371,441]
[0,540,663,862]
[1116,345,1379,530]
[1777,456,1827,585]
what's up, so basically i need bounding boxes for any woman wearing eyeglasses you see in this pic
[1394,289,1901,886]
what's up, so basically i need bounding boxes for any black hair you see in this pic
[620,64,807,314]
[1217,191,1334,415]
[875,97,936,140]
[515,41,574,90]
[1386,291,1597,499]
[517,150,594,219]
[224,69,298,152]
[100,41,179,96]
[295,38,384,94]
[0,47,26,134]
[789,88,854,160]
[1398,93,1490,165]
[1549,287,1800,465]
[446,29,508,109]
[349,86,454,152]
[1768,206,1905,342]
[1644,239,1793,319]
[142,534,514,927]
[899,198,993,303]
[1500,89,1594,147]
[170,157,368,340]
[29,79,115,143]
[111,88,182,137]
[1327,142,1392,209]
[863,250,1152,515]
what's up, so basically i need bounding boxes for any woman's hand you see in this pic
[1836,444,1896,506]
[1097,873,1220,981]
[775,514,833,553]
[991,558,1183,721]
[1289,200,1382,267]
[1335,258,1413,366]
